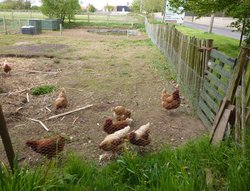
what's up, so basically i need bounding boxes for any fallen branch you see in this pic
[72,116,79,125]
[45,104,93,121]
[25,70,59,75]
[27,118,49,131]
[45,106,51,112]
[16,107,23,112]
[26,93,29,103]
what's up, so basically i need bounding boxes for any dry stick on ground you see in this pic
[27,118,49,131]
[26,93,29,102]
[45,104,93,121]
[45,106,51,112]
[25,70,59,75]
[72,116,79,125]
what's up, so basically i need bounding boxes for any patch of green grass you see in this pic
[175,25,240,58]
[2,135,250,190]
[31,85,56,95]
[152,57,177,81]
[118,71,131,77]
[63,21,136,29]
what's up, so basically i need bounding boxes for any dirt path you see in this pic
[0,29,207,165]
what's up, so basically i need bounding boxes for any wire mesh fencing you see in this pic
[0,17,28,34]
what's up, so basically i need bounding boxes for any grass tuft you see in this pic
[31,85,56,95]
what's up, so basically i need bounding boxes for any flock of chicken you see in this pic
[2,61,181,161]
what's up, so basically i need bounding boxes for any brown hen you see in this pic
[112,106,131,121]
[128,123,151,147]
[55,88,68,109]
[161,87,181,110]
[103,117,133,134]
[99,126,130,154]
[3,61,11,74]
[26,135,66,159]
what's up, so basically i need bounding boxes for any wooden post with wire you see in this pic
[60,23,62,36]
[11,10,14,20]
[3,16,7,34]
[0,105,15,173]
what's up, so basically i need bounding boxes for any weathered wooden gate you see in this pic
[197,49,236,129]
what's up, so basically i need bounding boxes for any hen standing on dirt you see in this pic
[103,117,133,134]
[112,106,132,121]
[161,86,181,111]
[26,135,66,159]
[55,88,68,109]
[128,122,151,147]
[3,60,11,75]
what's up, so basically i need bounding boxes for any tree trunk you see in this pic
[208,14,215,33]
[239,18,246,47]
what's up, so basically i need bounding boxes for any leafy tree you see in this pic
[88,4,96,12]
[41,0,80,24]
[144,0,165,14]
[169,0,250,46]
[131,0,141,13]
[104,5,115,12]
[0,0,31,9]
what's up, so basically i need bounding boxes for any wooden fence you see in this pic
[145,17,250,139]
[145,18,213,120]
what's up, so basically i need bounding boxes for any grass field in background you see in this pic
[175,25,240,58]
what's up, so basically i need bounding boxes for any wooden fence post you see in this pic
[60,23,62,36]
[205,39,213,69]
[11,10,14,20]
[88,13,90,23]
[3,16,7,35]
[0,105,15,173]
[19,18,21,28]
[226,47,249,101]
[107,14,110,24]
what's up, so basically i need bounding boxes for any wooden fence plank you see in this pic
[226,47,249,101]
[209,61,232,79]
[200,91,220,113]
[199,99,216,122]
[203,80,224,101]
[210,50,236,67]
[211,108,233,145]
[197,107,213,128]
[205,71,228,92]
[0,105,15,172]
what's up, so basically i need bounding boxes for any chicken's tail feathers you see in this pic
[26,140,35,146]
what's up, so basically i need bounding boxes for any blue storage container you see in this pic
[21,26,35,35]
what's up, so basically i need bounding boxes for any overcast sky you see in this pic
[9,0,134,10]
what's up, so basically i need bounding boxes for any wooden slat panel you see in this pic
[205,71,228,92]
[203,80,224,101]
[197,107,213,128]
[200,91,220,113]
[210,49,236,67]
[199,98,216,122]
[211,108,232,145]
[208,61,232,79]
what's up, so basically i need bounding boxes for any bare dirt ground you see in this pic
[0,28,207,165]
